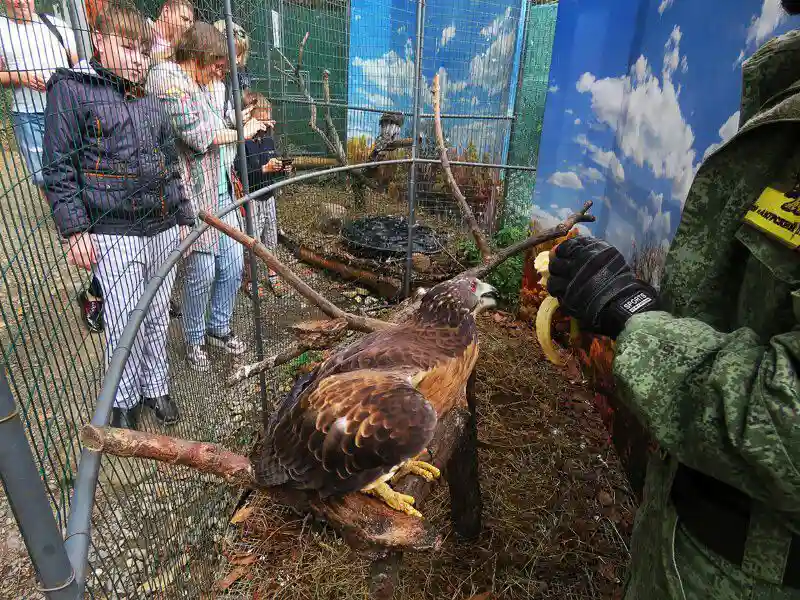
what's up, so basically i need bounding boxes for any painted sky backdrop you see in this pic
[347,0,527,161]
[533,0,800,260]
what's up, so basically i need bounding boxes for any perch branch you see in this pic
[81,425,255,487]
[466,201,596,279]
[322,70,347,164]
[81,408,471,554]
[200,211,393,333]
[228,343,306,385]
[276,34,376,191]
[432,74,492,262]
[228,319,350,385]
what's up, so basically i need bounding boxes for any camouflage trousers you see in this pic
[623,455,800,600]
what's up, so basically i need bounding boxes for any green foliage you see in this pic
[458,225,529,308]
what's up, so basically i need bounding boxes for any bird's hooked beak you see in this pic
[474,279,498,314]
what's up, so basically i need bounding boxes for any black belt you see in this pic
[671,464,800,588]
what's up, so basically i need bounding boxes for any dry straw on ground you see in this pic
[217,315,635,600]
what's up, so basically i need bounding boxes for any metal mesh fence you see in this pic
[0,0,558,596]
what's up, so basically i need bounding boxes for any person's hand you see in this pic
[18,72,47,91]
[262,158,283,173]
[243,119,266,140]
[65,233,95,270]
[546,236,659,339]
[282,163,293,176]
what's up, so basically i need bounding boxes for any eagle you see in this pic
[256,276,497,517]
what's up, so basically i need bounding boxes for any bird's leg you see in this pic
[391,457,441,483]
[363,482,423,518]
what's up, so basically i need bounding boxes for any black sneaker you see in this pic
[143,394,180,426]
[111,404,141,430]
[79,289,104,333]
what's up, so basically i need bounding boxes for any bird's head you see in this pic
[416,276,498,325]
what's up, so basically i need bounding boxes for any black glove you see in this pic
[546,236,659,339]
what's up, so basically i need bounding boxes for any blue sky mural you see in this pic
[347,0,527,161]
[533,0,800,262]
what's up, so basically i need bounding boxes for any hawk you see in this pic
[256,277,497,517]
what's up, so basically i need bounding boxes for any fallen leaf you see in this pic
[229,553,258,566]
[230,506,255,525]
[492,312,505,323]
[467,593,492,600]
[598,491,614,507]
[215,566,249,591]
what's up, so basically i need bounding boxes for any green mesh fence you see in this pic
[0,0,559,596]
[504,0,558,229]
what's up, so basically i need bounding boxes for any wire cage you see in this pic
[0,0,558,597]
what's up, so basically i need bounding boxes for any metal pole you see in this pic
[404,0,426,298]
[66,0,92,62]
[223,0,269,430]
[0,367,78,599]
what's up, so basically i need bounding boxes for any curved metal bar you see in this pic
[62,158,411,593]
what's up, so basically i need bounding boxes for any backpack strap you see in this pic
[38,13,73,67]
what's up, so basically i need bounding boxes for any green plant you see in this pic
[458,225,528,308]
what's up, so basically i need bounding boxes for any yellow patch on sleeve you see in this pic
[743,187,800,249]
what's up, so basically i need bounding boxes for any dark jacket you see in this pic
[235,131,279,193]
[42,59,194,237]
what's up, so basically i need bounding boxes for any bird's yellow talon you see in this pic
[392,460,441,483]
[364,482,423,518]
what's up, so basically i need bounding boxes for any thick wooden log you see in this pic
[447,370,482,540]
[80,406,469,554]
[81,425,255,487]
[278,232,403,300]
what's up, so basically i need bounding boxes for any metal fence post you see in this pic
[66,0,92,62]
[223,0,269,429]
[0,366,78,599]
[404,0,426,298]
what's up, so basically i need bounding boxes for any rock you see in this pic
[364,296,378,306]
[126,558,135,569]
[411,253,432,273]
[317,203,347,234]
[341,290,359,299]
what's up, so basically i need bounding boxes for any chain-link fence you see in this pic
[0,0,557,597]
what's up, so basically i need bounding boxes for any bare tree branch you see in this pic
[199,211,393,333]
[432,74,492,262]
[466,201,596,279]
[322,70,346,164]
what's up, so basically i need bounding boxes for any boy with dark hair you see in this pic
[43,3,194,430]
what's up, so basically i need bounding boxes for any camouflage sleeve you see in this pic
[613,311,800,509]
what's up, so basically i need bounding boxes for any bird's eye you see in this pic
[470,281,477,293]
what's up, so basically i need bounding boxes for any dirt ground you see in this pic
[217,315,636,600]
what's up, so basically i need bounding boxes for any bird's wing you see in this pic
[267,369,438,497]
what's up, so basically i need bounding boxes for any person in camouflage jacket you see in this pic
[546,6,800,599]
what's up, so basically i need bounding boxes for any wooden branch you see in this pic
[81,425,441,553]
[200,212,393,333]
[81,404,473,555]
[228,343,306,385]
[229,319,350,384]
[279,232,402,299]
[466,201,596,279]
[81,425,255,487]
[432,74,492,262]
[447,370,481,540]
[322,70,347,164]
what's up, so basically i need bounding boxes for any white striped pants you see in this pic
[92,227,179,410]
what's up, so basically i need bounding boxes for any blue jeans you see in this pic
[181,224,244,346]
[11,112,45,187]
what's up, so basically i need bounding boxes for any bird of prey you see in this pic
[369,112,405,161]
[256,277,497,517]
